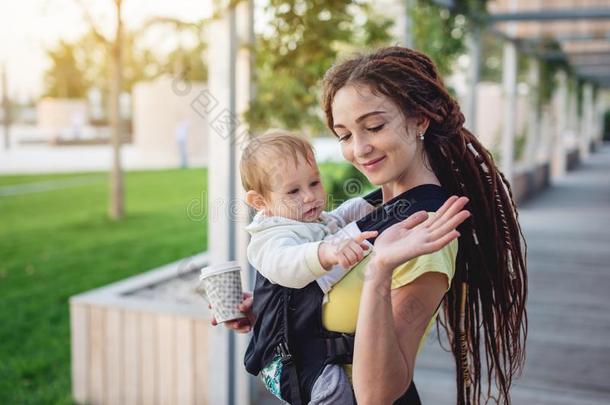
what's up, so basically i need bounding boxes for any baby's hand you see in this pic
[320,231,378,270]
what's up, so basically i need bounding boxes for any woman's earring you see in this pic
[418,131,425,141]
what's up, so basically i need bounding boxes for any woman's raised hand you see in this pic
[210,291,255,333]
[370,196,470,273]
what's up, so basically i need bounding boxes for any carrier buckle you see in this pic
[277,342,293,364]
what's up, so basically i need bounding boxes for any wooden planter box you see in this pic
[69,253,211,405]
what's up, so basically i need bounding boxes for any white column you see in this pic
[580,83,593,160]
[499,0,518,180]
[551,71,568,178]
[590,90,598,150]
[524,58,540,167]
[206,12,233,405]
[206,2,253,405]
[576,84,584,160]
[567,77,578,152]
[593,88,604,148]
[233,1,255,404]
[501,40,517,182]
[465,26,481,134]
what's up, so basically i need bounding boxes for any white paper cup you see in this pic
[197,261,245,323]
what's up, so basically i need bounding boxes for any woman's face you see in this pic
[331,84,427,189]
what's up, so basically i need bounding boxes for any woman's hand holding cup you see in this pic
[210,291,255,333]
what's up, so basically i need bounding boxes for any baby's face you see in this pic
[263,154,326,222]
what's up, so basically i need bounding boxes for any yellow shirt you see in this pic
[321,233,458,377]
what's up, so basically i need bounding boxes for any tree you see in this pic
[137,16,208,83]
[71,17,208,124]
[108,0,124,220]
[71,1,209,220]
[247,0,392,133]
[74,0,126,220]
[42,40,88,98]
[72,27,172,122]
[410,0,470,77]
[165,41,207,82]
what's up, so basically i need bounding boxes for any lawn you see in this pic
[0,168,208,404]
[0,163,361,404]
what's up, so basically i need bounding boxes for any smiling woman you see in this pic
[321,46,527,404]
[218,46,527,405]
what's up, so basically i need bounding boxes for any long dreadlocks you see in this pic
[322,46,527,405]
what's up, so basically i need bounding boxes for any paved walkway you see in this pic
[254,144,610,404]
[416,144,610,404]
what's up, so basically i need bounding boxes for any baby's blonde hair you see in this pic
[240,129,316,196]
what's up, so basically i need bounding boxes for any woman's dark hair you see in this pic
[322,46,527,405]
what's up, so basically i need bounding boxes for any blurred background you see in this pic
[1,0,609,404]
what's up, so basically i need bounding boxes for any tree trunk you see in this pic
[108,0,124,219]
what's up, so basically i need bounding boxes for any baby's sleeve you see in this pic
[247,231,328,289]
[325,197,375,228]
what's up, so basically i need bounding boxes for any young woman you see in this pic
[219,46,527,404]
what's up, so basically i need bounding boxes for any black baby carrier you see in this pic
[244,184,449,404]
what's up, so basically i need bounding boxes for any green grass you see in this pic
[0,168,208,404]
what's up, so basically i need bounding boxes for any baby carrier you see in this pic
[244,184,449,404]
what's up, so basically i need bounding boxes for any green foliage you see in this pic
[479,33,529,84]
[479,30,502,82]
[247,0,393,133]
[136,17,209,83]
[319,161,373,208]
[411,0,469,77]
[166,41,208,82]
[43,24,207,104]
[537,42,571,110]
[514,128,527,162]
[74,29,179,95]
[43,41,88,98]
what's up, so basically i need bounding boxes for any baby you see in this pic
[242,130,378,294]
[240,130,377,404]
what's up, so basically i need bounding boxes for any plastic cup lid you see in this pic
[199,261,241,280]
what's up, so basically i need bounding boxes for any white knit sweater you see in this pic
[245,197,375,293]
